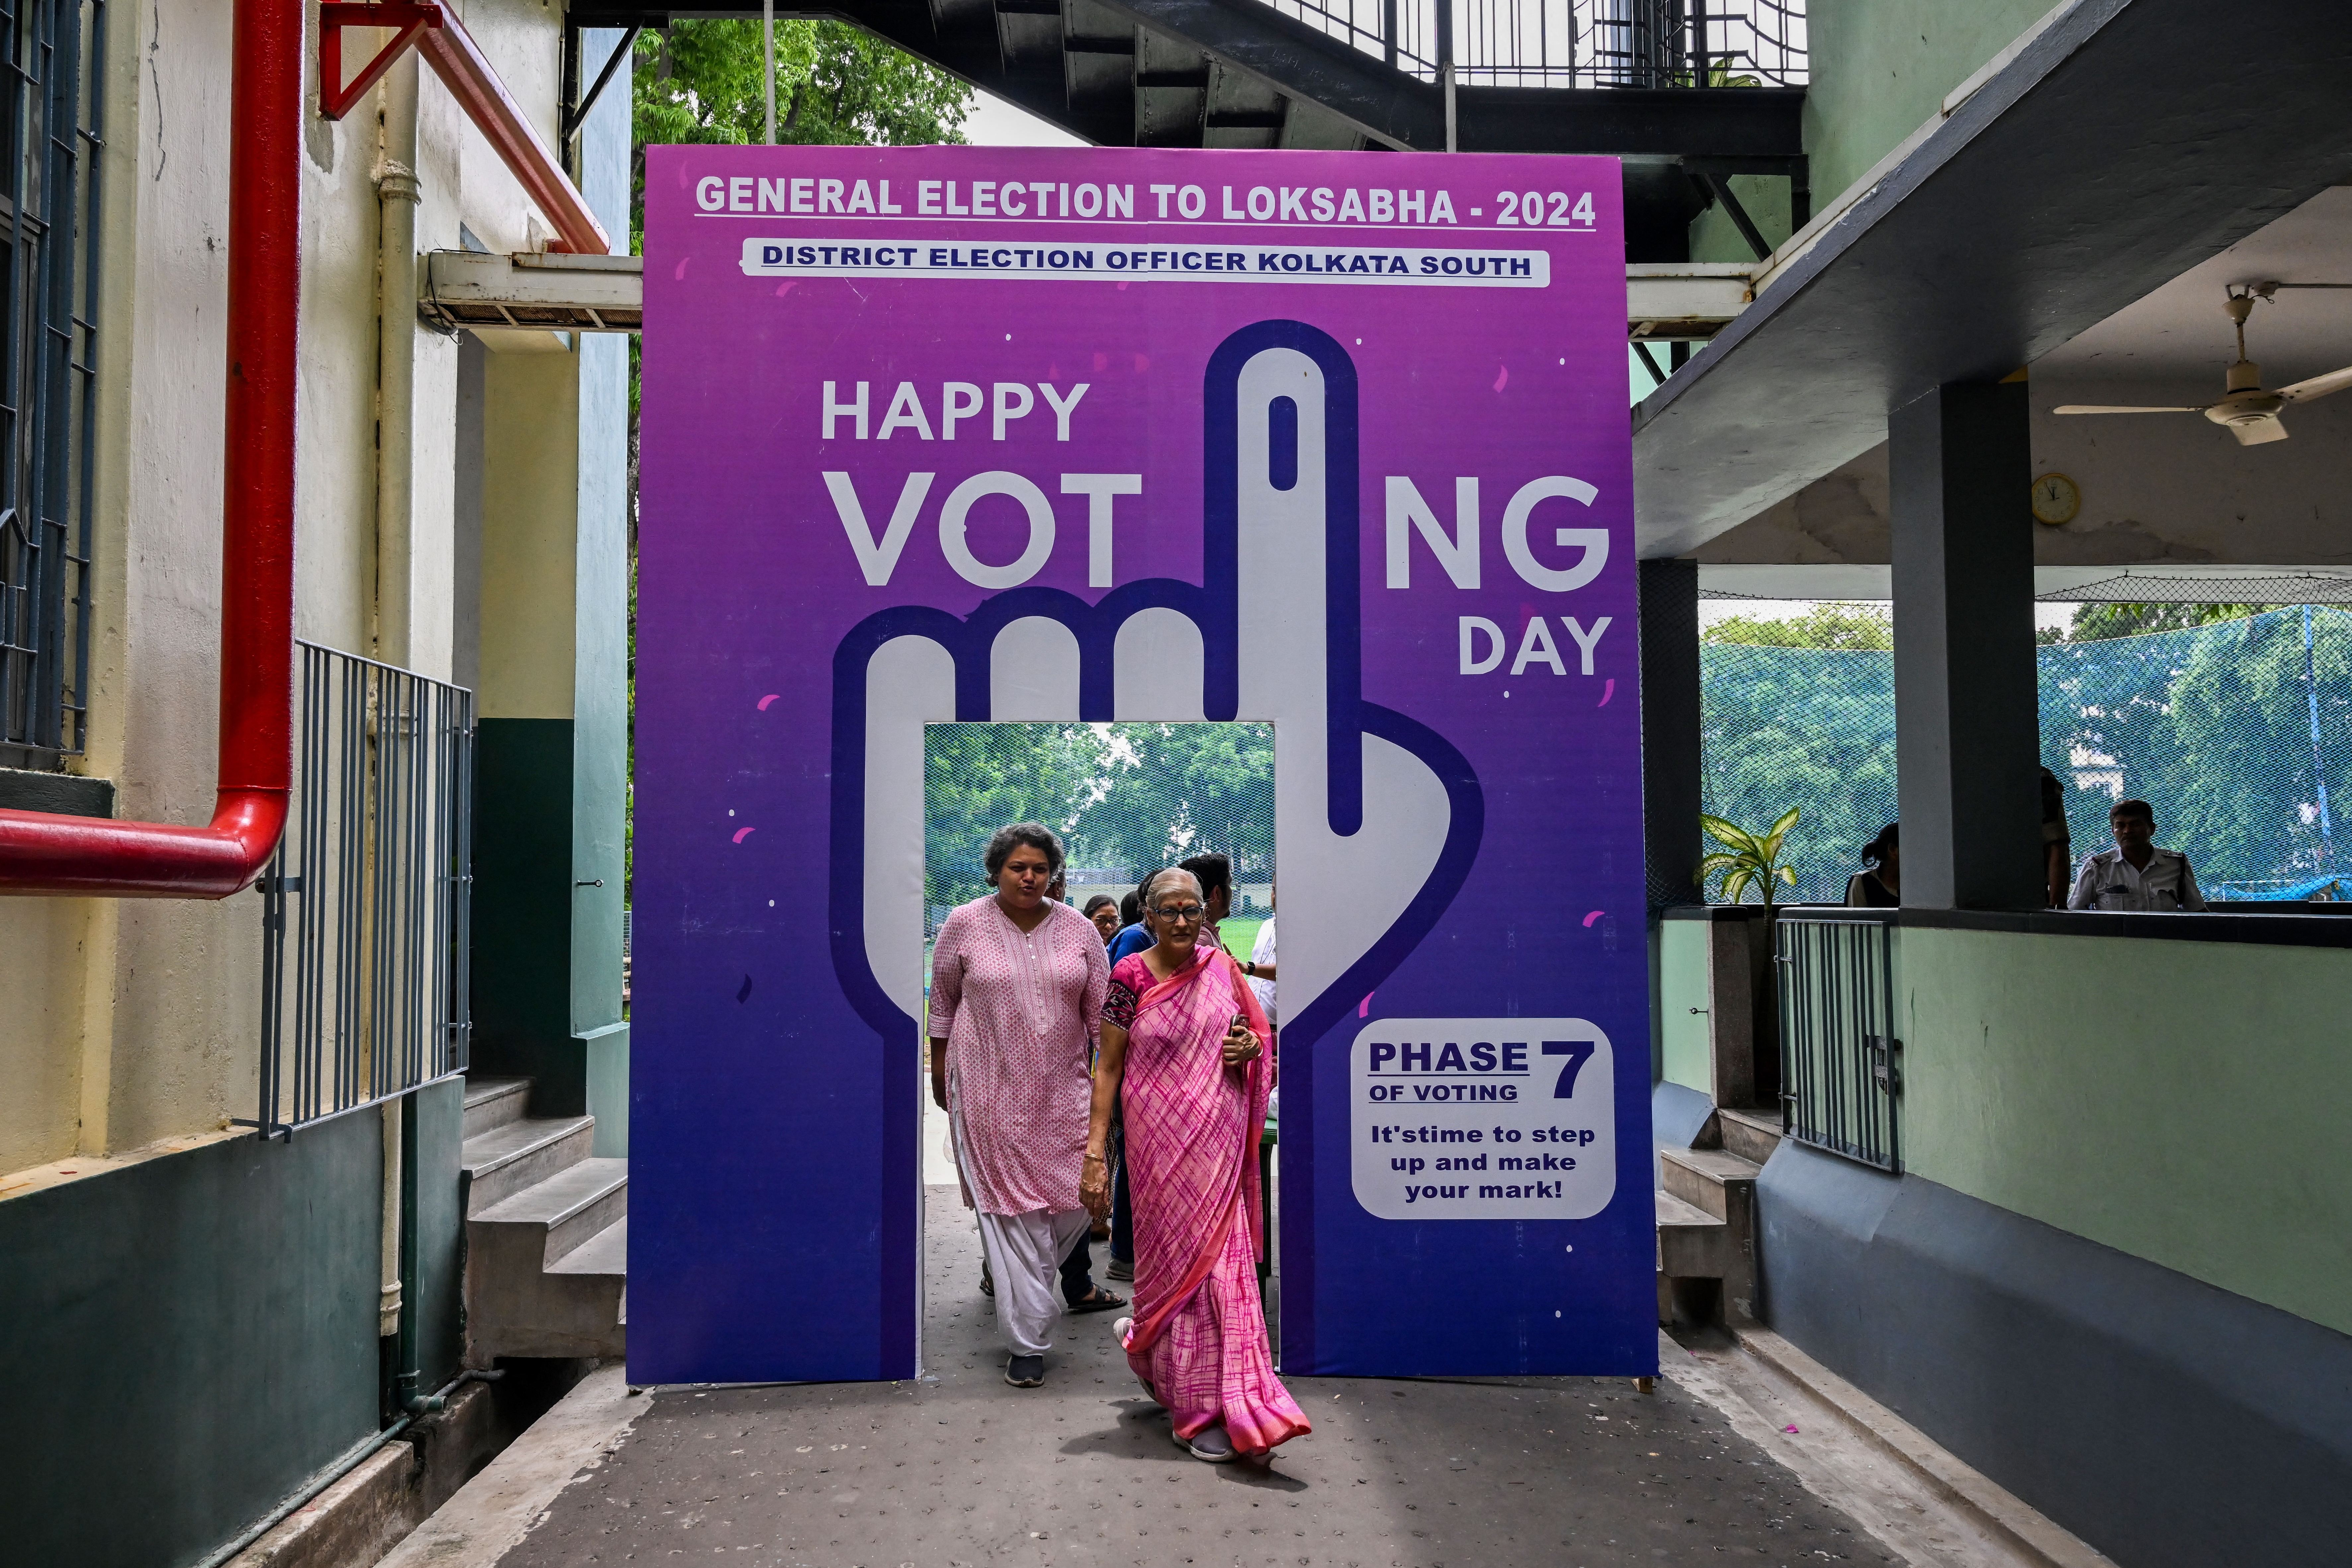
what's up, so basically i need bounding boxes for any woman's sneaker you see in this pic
[1107,1257,1133,1282]
[1175,1424,1235,1463]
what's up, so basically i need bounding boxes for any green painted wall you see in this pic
[1691,0,2058,264]
[1894,926,2352,1337]
[573,39,633,1155]
[573,330,630,1154]
[472,716,587,1113]
[1659,920,1713,1092]
[582,1020,630,1157]
[0,1080,470,1566]
[1689,174,1794,267]
[0,1116,381,1566]
[412,1076,467,1389]
[1802,0,2059,209]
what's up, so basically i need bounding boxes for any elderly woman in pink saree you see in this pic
[1082,868,1310,1463]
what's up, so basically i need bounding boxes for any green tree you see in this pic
[1702,603,1892,651]
[917,723,1278,913]
[2061,602,2268,642]
[924,725,1110,908]
[1701,640,1895,901]
[1068,723,1276,884]
[625,24,971,909]
[630,19,971,252]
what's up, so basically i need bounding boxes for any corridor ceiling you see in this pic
[1628,0,2352,558]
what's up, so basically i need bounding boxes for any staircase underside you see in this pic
[570,0,1805,260]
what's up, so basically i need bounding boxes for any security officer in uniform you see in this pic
[2068,798,2205,911]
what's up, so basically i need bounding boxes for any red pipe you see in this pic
[0,0,296,897]
[318,1,612,257]
[417,12,611,256]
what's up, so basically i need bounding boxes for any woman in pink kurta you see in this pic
[1082,868,1309,1462]
[928,823,1111,1387]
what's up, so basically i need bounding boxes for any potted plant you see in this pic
[1692,807,1800,1111]
[1696,807,1800,905]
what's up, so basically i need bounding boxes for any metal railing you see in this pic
[1774,910,1899,1172]
[250,643,474,1138]
[1259,0,1806,88]
[0,0,106,769]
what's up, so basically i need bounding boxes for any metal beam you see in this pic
[1629,263,1752,342]
[416,252,1735,343]
[421,251,644,333]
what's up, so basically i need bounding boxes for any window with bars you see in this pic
[0,0,103,772]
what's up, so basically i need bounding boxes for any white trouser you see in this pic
[976,1206,1090,1357]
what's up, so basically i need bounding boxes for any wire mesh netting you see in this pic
[1701,605,2352,903]
[924,723,1277,944]
[1702,634,1895,903]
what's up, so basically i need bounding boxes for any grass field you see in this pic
[1217,916,1266,962]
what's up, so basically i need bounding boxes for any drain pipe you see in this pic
[0,0,295,897]
[375,58,420,665]
[373,60,422,1352]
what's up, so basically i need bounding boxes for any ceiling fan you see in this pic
[2053,284,2352,445]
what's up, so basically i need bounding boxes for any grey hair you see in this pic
[984,821,1065,880]
[1141,867,1202,909]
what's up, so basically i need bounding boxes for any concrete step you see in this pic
[1655,1188,1731,1278]
[1716,1105,1785,1166]
[461,1076,533,1142]
[463,1114,596,1213]
[472,1157,627,1266]
[1660,1145,1762,1222]
[1660,1146,1761,1322]
[549,1214,627,1279]
[466,1159,628,1365]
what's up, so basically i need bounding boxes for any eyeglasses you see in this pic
[1150,903,1205,922]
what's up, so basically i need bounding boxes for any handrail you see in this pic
[0,0,296,897]
[1259,0,1809,89]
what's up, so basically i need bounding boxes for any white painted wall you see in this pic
[0,0,588,1175]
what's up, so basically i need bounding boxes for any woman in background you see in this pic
[1083,868,1308,1463]
[1084,894,1123,944]
[1847,823,1899,907]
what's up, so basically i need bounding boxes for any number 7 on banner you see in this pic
[1543,1038,1597,1098]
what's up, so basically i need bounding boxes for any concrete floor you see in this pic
[501,1187,1892,1568]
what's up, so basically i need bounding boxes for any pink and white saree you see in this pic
[1106,943,1309,1456]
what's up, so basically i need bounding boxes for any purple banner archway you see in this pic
[634,145,1652,1382]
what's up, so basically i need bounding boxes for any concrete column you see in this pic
[463,31,632,1144]
[1640,558,1703,910]
[1889,382,2041,910]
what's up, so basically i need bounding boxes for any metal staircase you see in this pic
[567,0,1810,261]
